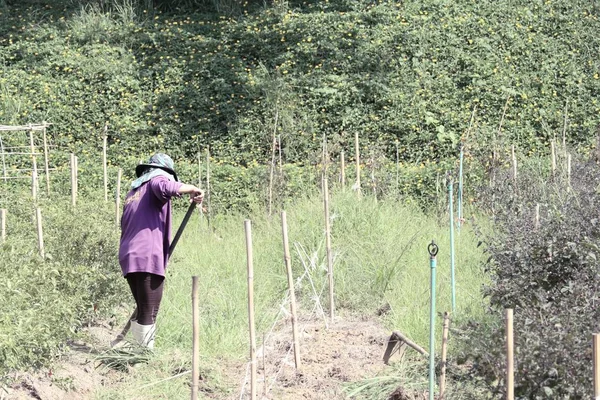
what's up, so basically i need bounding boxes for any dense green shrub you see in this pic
[0,192,127,376]
[455,154,600,398]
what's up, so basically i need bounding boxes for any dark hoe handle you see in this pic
[169,202,197,256]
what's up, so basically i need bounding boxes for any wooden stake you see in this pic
[115,168,122,227]
[1,209,6,242]
[395,141,400,195]
[323,177,334,321]
[103,125,108,202]
[593,333,600,399]
[278,134,283,176]
[535,204,540,230]
[340,150,346,188]
[244,220,257,400]
[562,99,568,150]
[511,145,517,183]
[42,123,50,195]
[191,276,200,400]
[439,312,450,399]
[205,148,211,228]
[70,153,76,207]
[354,131,361,196]
[0,135,6,183]
[506,309,514,400]
[268,111,279,216]
[281,211,301,369]
[74,155,78,200]
[551,140,556,178]
[567,153,572,191]
[36,208,44,258]
[29,130,38,200]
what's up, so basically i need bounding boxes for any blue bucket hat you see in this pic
[132,153,178,189]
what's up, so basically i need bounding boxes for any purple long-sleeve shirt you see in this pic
[119,176,183,277]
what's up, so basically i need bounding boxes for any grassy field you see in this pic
[93,188,486,399]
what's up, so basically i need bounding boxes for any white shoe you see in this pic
[131,321,156,350]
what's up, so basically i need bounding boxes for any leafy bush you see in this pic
[456,153,600,398]
[0,191,127,377]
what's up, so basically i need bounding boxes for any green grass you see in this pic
[94,189,486,399]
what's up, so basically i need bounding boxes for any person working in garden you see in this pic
[117,153,204,349]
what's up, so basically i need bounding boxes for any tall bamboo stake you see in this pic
[439,312,450,399]
[29,130,38,200]
[36,208,44,258]
[395,141,399,195]
[551,140,557,178]
[74,155,78,199]
[205,148,211,228]
[340,150,346,188]
[593,333,600,399]
[567,153,572,192]
[115,168,122,227]
[42,122,50,195]
[1,209,6,242]
[448,178,456,312]
[506,309,514,400]
[354,131,361,196]
[562,99,569,149]
[323,177,334,322]
[535,204,540,230]
[103,125,108,202]
[191,276,200,400]
[511,145,517,183]
[278,134,283,176]
[281,211,301,369]
[70,153,76,207]
[244,220,257,400]
[268,111,279,216]
[0,135,6,183]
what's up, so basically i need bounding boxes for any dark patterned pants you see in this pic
[126,272,165,325]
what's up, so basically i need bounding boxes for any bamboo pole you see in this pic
[278,134,283,176]
[268,111,279,216]
[506,309,514,400]
[115,168,122,227]
[206,148,211,228]
[354,131,361,196]
[1,209,6,242]
[244,220,257,400]
[439,312,450,399]
[593,333,600,399]
[191,276,200,400]
[551,140,556,178]
[36,208,44,258]
[562,99,568,150]
[0,135,6,183]
[42,123,50,195]
[395,141,399,195]
[340,150,346,188]
[281,211,301,369]
[511,145,517,183]
[74,155,78,199]
[535,204,540,230]
[567,153,572,191]
[29,130,38,200]
[70,153,76,207]
[323,177,334,322]
[103,125,108,202]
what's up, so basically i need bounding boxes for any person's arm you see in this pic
[178,184,204,204]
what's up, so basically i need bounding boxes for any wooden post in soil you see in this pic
[244,220,257,400]
[103,124,108,202]
[354,131,361,196]
[340,150,346,189]
[205,148,211,228]
[70,153,77,207]
[551,140,557,178]
[593,333,600,399]
[439,312,450,399]
[29,129,38,200]
[191,276,200,400]
[567,153,572,192]
[42,122,50,195]
[511,145,517,183]
[506,309,514,400]
[281,211,301,369]
[534,204,540,230]
[115,168,122,227]
[1,209,6,242]
[36,208,44,258]
[323,177,334,322]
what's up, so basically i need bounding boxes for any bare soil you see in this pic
[2,316,405,400]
